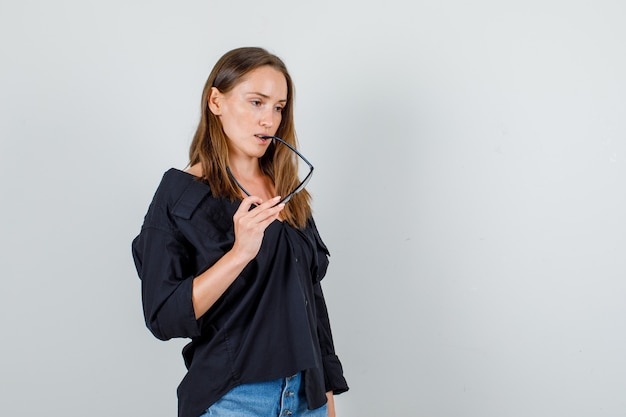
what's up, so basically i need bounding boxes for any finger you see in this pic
[249,198,285,221]
[256,196,282,209]
[255,203,285,226]
[249,206,284,232]
[235,195,264,216]
[245,196,281,218]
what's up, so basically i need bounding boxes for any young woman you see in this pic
[132,47,348,417]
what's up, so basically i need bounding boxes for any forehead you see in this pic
[233,66,288,99]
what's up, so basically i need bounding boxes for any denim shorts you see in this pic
[199,373,327,417]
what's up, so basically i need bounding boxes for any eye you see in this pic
[275,105,285,113]
[251,100,262,107]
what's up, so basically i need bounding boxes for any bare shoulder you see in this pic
[186,163,203,178]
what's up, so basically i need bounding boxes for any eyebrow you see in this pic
[247,92,287,103]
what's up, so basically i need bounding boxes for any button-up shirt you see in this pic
[132,169,348,417]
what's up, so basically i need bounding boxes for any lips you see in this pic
[254,134,273,145]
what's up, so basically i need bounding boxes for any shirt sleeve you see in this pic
[308,217,349,395]
[314,282,349,395]
[132,223,201,341]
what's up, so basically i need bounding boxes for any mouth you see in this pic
[254,134,273,144]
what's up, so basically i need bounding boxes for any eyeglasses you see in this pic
[226,135,314,205]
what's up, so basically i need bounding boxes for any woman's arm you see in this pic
[191,195,284,318]
[134,194,284,339]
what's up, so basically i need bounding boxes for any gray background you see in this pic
[1,1,625,416]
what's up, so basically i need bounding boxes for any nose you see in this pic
[259,108,274,129]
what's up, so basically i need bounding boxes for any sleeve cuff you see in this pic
[323,354,349,395]
[150,275,201,340]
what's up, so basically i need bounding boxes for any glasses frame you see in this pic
[226,135,314,205]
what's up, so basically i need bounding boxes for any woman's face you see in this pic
[210,65,288,161]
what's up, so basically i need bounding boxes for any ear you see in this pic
[207,86,223,115]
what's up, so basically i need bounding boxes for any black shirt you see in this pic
[131,169,348,417]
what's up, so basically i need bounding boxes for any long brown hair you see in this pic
[189,47,312,228]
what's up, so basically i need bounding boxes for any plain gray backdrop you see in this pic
[1,1,625,416]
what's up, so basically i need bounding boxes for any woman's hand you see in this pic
[326,392,336,417]
[191,197,285,319]
[231,195,285,262]
[191,195,284,319]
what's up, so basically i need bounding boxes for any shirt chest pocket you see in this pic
[304,219,331,283]
[170,180,236,266]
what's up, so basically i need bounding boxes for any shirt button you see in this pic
[284,390,294,397]
[295,257,299,263]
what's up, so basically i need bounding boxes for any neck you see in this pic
[228,158,261,180]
